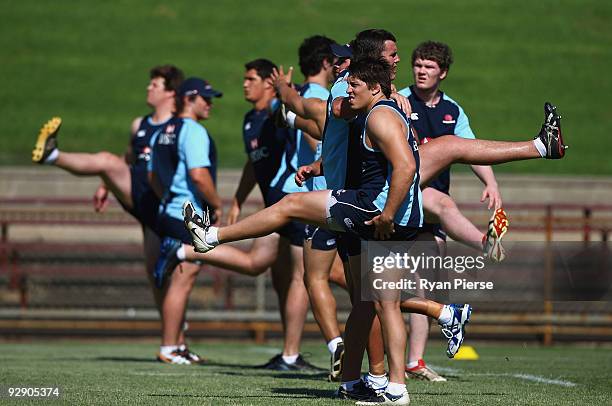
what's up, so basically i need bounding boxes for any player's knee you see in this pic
[281,193,304,216]
[439,195,459,214]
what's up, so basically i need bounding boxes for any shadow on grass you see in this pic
[95,356,158,363]
[148,393,316,399]
[222,370,328,381]
[271,387,335,398]
[416,392,508,396]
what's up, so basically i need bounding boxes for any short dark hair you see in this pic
[298,35,335,77]
[150,65,184,93]
[349,57,392,98]
[411,41,453,72]
[176,94,198,115]
[245,58,278,80]
[351,29,397,60]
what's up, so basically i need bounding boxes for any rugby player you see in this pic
[31,66,204,363]
[398,40,505,382]
[148,77,222,364]
[184,57,565,403]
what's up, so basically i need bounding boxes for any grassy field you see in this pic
[1,340,610,405]
[2,0,611,174]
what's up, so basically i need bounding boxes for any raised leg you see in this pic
[218,191,331,243]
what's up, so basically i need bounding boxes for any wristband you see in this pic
[286,111,297,129]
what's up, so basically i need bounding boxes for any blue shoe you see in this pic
[439,304,472,358]
[335,380,379,401]
[154,237,182,288]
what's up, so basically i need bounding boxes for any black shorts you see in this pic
[265,186,305,247]
[421,222,447,241]
[336,232,361,261]
[118,169,160,232]
[328,189,419,242]
[156,214,192,244]
[304,225,337,251]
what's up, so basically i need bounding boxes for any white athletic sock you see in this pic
[366,372,388,389]
[341,379,361,391]
[327,336,343,354]
[282,354,299,364]
[386,382,406,396]
[44,149,59,164]
[176,245,186,260]
[406,359,420,369]
[160,345,178,356]
[178,344,186,351]
[533,138,547,158]
[438,305,453,325]
[205,226,219,245]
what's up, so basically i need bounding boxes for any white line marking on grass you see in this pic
[426,365,462,374]
[511,374,577,387]
[425,367,577,387]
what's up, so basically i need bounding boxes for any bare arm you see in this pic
[332,97,357,120]
[365,109,416,239]
[295,116,322,140]
[125,116,143,164]
[190,167,223,224]
[227,159,257,224]
[470,164,502,209]
[148,170,164,200]
[295,158,322,187]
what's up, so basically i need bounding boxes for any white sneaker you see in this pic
[355,390,410,405]
[405,360,447,382]
[439,304,472,358]
[182,200,216,253]
[156,350,191,365]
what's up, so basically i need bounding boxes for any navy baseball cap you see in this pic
[331,43,352,58]
[179,77,223,98]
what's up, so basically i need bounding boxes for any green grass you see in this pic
[2,0,611,174]
[1,340,610,405]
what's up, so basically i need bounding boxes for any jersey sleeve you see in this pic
[180,121,212,169]
[397,86,412,98]
[455,105,476,139]
[331,79,348,101]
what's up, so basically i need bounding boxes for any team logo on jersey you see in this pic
[421,137,431,144]
[158,130,177,145]
[137,146,151,161]
[344,218,354,230]
[250,138,258,149]
[410,112,419,121]
[245,122,251,131]
[442,114,456,124]
[166,124,175,133]
[326,238,336,246]
[136,130,146,138]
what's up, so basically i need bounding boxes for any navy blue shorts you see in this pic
[265,187,305,247]
[328,189,419,242]
[156,214,192,244]
[118,169,160,232]
[421,222,447,241]
[336,232,361,261]
[304,225,337,251]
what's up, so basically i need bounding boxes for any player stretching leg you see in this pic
[32,66,206,364]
